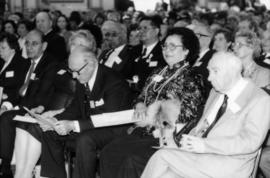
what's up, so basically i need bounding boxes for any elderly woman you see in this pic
[233,30,270,88]
[13,30,97,178]
[98,27,206,178]
[212,28,233,52]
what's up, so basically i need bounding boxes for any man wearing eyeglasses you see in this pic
[37,46,134,178]
[99,20,139,81]
[132,15,166,93]
[192,21,215,97]
[0,29,58,177]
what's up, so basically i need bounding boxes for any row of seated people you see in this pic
[0,11,270,178]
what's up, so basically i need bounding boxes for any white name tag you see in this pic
[5,71,14,78]
[30,73,36,80]
[264,58,270,65]
[149,61,158,67]
[95,98,104,107]
[90,101,95,108]
[57,69,66,75]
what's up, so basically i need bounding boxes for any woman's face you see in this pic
[17,24,28,37]
[4,23,15,34]
[162,35,189,67]
[233,36,253,59]
[57,16,67,30]
[0,40,14,61]
[69,36,92,52]
[213,33,230,52]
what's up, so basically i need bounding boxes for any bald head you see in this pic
[68,46,98,84]
[207,51,243,93]
[36,12,52,34]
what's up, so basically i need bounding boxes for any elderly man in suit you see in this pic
[141,51,270,178]
[0,29,58,178]
[36,46,133,178]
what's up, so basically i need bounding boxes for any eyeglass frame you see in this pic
[67,62,88,76]
[196,33,211,38]
[232,42,251,48]
[161,43,183,51]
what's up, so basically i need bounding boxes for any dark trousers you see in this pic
[73,125,130,178]
[0,110,25,161]
[99,133,158,178]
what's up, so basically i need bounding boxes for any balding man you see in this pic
[141,52,270,178]
[38,46,133,178]
[99,20,140,80]
[35,11,67,62]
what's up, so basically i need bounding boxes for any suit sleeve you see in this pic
[203,95,270,155]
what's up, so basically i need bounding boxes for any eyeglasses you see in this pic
[232,42,250,48]
[137,26,154,32]
[67,62,88,76]
[196,33,210,38]
[103,32,119,38]
[161,43,183,51]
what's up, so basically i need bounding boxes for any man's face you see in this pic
[25,32,46,60]
[193,26,212,50]
[207,57,233,93]
[36,12,52,34]
[102,26,122,49]
[68,49,97,84]
[138,20,158,44]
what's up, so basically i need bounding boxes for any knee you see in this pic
[75,132,96,152]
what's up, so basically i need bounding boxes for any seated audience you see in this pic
[212,28,233,52]
[0,29,58,177]
[96,27,206,178]
[141,51,270,178]
[14,46,133,178]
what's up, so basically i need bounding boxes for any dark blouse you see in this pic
[135,60,206,123]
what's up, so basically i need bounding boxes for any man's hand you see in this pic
[133,102,147,121]
[30,105,45,114]
[179,134,205,153]
[38,117,58,132]
[54,120,75,135]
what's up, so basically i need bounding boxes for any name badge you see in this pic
[95,98,104,107]
[5,71,14,78]
[264,58,270,65]
[30,73,36,80]
[90,101,95,108]
[57,69,66,75]
[149,61,158,67]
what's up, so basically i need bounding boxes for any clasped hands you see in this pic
[177,134,205,153]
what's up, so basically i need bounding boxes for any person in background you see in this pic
[55,14,72,47]
[128,24,140,47]
[212,28,233,52]
[4,20,17,37]
[233,30,270,88]
[141,51,270,178]
[17,20,33,58]
[35,11,67,62]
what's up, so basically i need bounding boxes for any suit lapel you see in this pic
[89,65,103,99]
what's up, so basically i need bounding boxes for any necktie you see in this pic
[202,94,228,138]
[19,60,36,97]
[141,47,147,58]
[84,83,94,128]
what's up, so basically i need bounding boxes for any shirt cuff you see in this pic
[73,121,80,132]
[1,101,13,110]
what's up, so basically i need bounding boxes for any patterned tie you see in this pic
[202,94,228,138]
[84,83,94,127]
[19,60,36,97]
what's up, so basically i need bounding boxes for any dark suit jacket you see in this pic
[44,30,68,63]
[99,44,141,80]
[193,49,216,97]
[20,53,58,109]
[0,53,29,105]
[133,42,166,91]
[56,64,134,132]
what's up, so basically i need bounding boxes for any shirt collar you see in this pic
[143,41,158,56]
[88,64,98,91]
[224,77,248,103]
